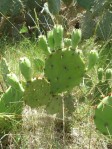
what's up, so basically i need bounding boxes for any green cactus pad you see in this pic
[48,0,61,15]
[53,25,64,50]
[62,0,73,6]
[105,68,112,80]
[44,49,85,94]
[33,58,45,74]
[0,58,10,86]
[0,86,24,114]
[47,30,55,51]
[98,68,103,82]
[94,96,112,135]
[38,35,50,55]
[46,95,62,115]
[23,78,51,108]
[7,73,24,92]
[88,49,99,70]
[71,29,82,49]
[46,93,74,117]
[77,0,94,10]
[19,57,32,82]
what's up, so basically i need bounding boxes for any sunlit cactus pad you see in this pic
[0,87,23,114]
[94,96,112,135]
[44,49,85,94]
[23,78,51,108]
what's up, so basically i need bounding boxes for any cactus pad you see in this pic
[93,81,111,105]
[23,78,51,108]
[19,57,32,82]
[94,96,112,135]
[46,95,62,115]
[0,86,24,114]
[44,49,85,94]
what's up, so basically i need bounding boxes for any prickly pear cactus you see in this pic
[76,0,94,10]
[0,0,23,16]
[19,57,32,82]
[0,58,10,87]
[105,68,112,80]
[53,25,64,50]
[97,68,103,82]
[47,30,54,51]
[7,73,24,92]
[62,0,73,6]
[48,0,61,15]
[23,78,51,108]
[0,0,13,15]
[38,35,50,55]
[96,10,112,40]
[87,49,99,70]
[81,12,96,39]
[44,49,85,94]
[0,86,24,114]
[71,29,82,49]
[93,81,111,105]
[94,96,112,135]
[46,95,62,115]
[46,93,74,117]
[33,58,45,74]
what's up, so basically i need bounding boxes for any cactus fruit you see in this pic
[38,35,50,55]
[64,38,71,48]
[48,0,61,15]
[53,25,64,50]
[44,49,85,94]
[19,57,32,82]
[88,49,99,70]
[98,68,103,81]
[71,29,82,49]
[105,68,112,80]
[47,30,54,51]
[23,78,51,109]
[7,73,24,92]
[94,96,112,135]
